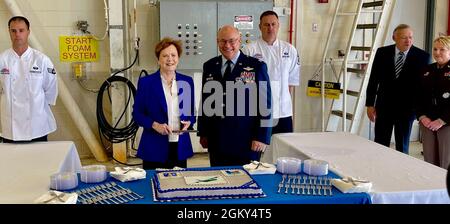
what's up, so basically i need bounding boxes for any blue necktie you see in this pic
[395,52,405,78]
[224,60,232,78]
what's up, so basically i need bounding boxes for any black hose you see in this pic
[96,75,138,144]
[96,50,140,153]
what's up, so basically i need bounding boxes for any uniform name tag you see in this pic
[0,68,9,75]
[30,66,41,74]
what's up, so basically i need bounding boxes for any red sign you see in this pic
[234,15,253,22]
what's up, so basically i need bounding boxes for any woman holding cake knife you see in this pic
[133,37,196,170]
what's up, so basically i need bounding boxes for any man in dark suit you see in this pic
[366,24,431,154]
[197,25,272,166]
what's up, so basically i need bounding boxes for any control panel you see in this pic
[159,0,273,70]
[176,23,203,57]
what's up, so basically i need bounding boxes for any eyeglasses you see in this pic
[218,38,239,45]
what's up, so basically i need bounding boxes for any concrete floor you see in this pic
[408,141,424,161]
[80,152,210,171]
[81,141,424,170]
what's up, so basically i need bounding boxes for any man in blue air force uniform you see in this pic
[198,25,272,166]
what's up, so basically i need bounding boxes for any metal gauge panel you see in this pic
[160,1,218,70]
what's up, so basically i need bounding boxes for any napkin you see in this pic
[243,161,277,175]
[331,177,372,193]
[110,167,146,182]
[34,190,78,204]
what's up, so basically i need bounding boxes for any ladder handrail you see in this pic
[350,0,395,134]
[340,0,365,131]
[320,0,342,132]
[322,0,395,134]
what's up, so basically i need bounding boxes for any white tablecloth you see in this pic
[0,141,82,204]
[262,132,450,204]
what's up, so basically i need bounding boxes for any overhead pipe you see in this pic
[289,0,294,44]
[289,0,298,126]
[3,0,108,162]
[425,0,436,53]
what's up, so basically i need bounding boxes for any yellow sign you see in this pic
[59,36,99,62]
[307,80,341,99]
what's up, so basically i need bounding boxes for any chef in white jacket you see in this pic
[243,10,300,134]
[0,16,57,142]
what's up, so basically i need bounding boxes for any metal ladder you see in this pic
[320,0,395,133]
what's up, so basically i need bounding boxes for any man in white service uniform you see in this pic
[243,10,300,134]
[0,16,58,143]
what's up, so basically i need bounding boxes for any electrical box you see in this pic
[218,1,273,49]
[160,0,216,71]
[72,62,86,80]
[159,0,273,70]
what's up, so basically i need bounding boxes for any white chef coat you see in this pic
[242,38,300,119]
[0,47,58,140]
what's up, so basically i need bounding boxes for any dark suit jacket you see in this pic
[198,51,272,161]
[417,62,450,124]
[132,70,196,162]
[366,44,431,116]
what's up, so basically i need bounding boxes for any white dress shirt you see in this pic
[161,75,180,142]
[395,47,409,64]
[221,51,240,76]
[0,47,58,140]
[243,38,300,119]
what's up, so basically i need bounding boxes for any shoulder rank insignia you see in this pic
[47,68,56,74]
